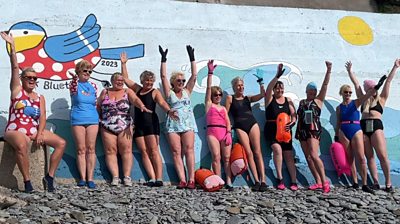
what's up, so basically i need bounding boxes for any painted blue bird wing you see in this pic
[44,14,100,62]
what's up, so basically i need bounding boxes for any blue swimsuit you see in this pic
[339,100,361,140]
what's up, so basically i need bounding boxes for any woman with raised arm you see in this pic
[205,60,233,190]
[345,60,398,192]
[225,72,267,192]
[121,53,177,187]
[159,45,198,189]
[264,64,298,191]
[1,32,66,192]
[335,62,386,194]
[69,59,99,189]
[295,61,332,193]
[98,71,152,187]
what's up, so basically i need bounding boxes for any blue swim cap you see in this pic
[306,82,317,91]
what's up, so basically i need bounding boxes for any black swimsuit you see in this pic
[134,88,160,137]
[360,100,384,138]
[264,97,293,151]
[229,96,257,133]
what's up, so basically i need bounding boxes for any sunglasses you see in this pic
[23,76,38,81]
[82,69,92,74]
[344,91,352,94]
[213,93,223,97]
[176,79,186,83]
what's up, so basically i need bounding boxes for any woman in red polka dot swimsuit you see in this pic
[2,32,66,193]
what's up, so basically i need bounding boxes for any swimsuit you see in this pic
[134,88,160,137]
[229,96,257,133]
[295,99,322,141]
[339,100,362,140]
[206,105,228,142]
[360,100,384,138]
[69,77,99,126]
[100,89,132,135]
[5,90,41,137]
[165,90,197,133]
[264,97,292,151]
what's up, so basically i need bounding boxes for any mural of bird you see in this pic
[6,14,144,80]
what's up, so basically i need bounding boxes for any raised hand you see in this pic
[395,59,400,68]
[120,52,128,64]
[345,61,352,73]
[68,71,78,79]
[325,61,332,71]
[0,31,14,45]
[276,63,285,79]
[159,45,168,63]
[374,75,387,90]
[253,68,264,84]
[207,60,217,74]
[186,45,195,62]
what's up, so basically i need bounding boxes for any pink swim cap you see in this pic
[363,79,376,92]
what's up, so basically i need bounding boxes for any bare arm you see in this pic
[316,61,332,103]
[355,87,377,108]
[380,59,399,100]
[224,108,232,132]
[96,89,107,115]
[185,45,197,94]
[335,106,341,137]
[249,84,265,102]
[1,32,21,96]
[204,60,216,111]
[345,61,363,98]
[120,52,140,92]
[159,46,170,98]
[225,95,233,114]
[154,89,170,113]
[127,88,152,113]
[287,98,297,130]
[265,63,285,107]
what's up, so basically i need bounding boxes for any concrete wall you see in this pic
[0,0,399,186]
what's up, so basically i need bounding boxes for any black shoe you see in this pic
[154,180,163,187]
[24,180,34,193]
[352,183,359,189]
[251,182,261,192]
[385,185,394,193]
[42,174,55,192]
[259,182,268,192]
[147,181,155,187]
[372,183,380,190]
[362,185,375,194]
[225,184,234,191]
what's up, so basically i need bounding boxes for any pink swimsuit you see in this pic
[206,106,228,141]
[5,90,41,137]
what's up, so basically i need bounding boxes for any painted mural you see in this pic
[0,1,399,186]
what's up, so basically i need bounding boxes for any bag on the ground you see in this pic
[195,168,225,192]
[229,143,248,176]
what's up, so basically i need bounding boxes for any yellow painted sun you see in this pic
[338,16,373,46]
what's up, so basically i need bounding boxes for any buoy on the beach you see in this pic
[230,143,248,176]
[195,168,224,192]
[330,142,351,176]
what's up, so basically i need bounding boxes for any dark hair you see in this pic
[274,81,284,89]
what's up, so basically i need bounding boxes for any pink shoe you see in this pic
[187,181,196,190]
[308,183,323,190]
[177,181,187,189]
[277,179,286,190]
[323,181,330,193]
[290,183,299,191]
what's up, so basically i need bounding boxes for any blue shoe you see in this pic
[87,181,96,189]
[43,174,55,192]
[24,180,34,193]
[77,180,86,187]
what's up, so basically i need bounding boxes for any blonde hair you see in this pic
[170,72,185,88]
[110,72,123,82]
[339,84,351,96]
[211,86,223,96]
[362,95,380,113]
[140,70,155,84]
[75,60,92,73]
[20,67,36,77]
[231,76,243,89]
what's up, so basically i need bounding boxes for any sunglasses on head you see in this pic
[213,93,223,97]
[23,76,38,81]
[176,79,186,83]
[82,69,92,74]
[344,91,352,94]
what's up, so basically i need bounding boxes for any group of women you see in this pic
[2,31,397,193]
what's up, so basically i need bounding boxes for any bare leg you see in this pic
[72,126,87,181]
[271,143,283,180]
[236,129,259,183]
[300,141,321,184]
[145,135,163,180]
[207,135,222,176]
[248,124,266,183]
[136,136,155,180]
[117,127,133,177]
[42,130,66,177]
[167,133,185,182]
[85,125,99,181]
[181,131,195,182]
[371,130,391,186]
[101,128,118,177]
[4,131,31,181]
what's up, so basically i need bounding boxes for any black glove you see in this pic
[101,80,111,88]
[186,45,195,62]
[334,136,339,142]
[276,63,286,79]
[159,45,168,63]
[374,75,387,90]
